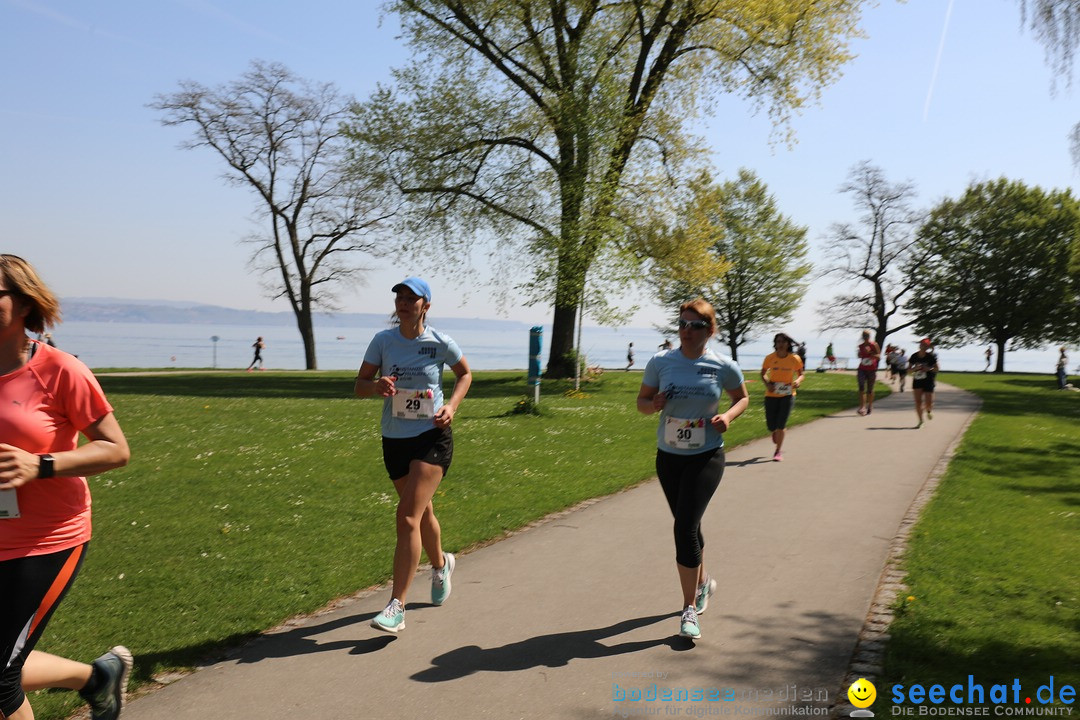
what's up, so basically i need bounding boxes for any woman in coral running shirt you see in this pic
[0,255,132,720]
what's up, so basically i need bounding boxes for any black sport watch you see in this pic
[37,454,56,479]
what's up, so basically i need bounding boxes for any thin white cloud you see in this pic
[5,0,148,47]
[924,0,956,122]
[174,0,286,44]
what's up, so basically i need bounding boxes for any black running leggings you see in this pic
[0,544,87,717]
[655,448,725,568]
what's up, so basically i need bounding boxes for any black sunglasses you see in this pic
[678,319,709,330]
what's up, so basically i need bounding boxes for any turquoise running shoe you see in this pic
[431,552,456,606]
[695,576,717,614]
[371,598,405,633]
[78,646,133,720]
[680,606,701,639]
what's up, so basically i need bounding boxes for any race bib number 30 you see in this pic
[664,417,706,450]
[392,388,436,420]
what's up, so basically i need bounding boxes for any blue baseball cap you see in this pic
[391,277,431,301]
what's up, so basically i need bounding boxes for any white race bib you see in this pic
[664,417,707,450]
[860,357,876,368]
[913,371,927,380]
[773,382,792,396]
[0,489,20,519]
[392,388,436,420]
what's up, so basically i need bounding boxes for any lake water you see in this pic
[42,320,1066,375]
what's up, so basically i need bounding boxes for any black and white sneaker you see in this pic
[79,646,133,720]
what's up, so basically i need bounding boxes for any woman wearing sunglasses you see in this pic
[636,298,749,640]
[0,255,132,720]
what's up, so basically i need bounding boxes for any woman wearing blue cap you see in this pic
[354,277,472,633]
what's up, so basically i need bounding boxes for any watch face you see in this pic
[39,454,55,479]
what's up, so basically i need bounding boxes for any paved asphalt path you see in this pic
[120,381,980,720]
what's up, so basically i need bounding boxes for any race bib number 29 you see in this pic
[392,388,436,419]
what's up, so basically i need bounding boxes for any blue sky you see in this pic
[1,0,1076,352]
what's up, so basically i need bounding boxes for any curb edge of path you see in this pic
[830,386,983,718]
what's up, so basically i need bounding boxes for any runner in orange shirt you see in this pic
[760,333,805,461]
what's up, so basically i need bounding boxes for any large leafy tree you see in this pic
[348,0,866,377]
[817,162,925,349]
[152,61,393,370]
[907,178,1080,372]
[1020,0,1080,166]
[1019,0,1080,276]
[652,169,810,361]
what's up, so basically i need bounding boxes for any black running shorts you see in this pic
[381,427,453,480]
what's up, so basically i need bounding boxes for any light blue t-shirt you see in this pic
[363,326,463,438]
[642,347,745,455]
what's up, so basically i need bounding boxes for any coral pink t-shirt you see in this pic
[0,341,113,560]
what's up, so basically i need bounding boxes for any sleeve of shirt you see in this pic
[362,332,385,368]
[642,356,661,388]
[57,358,114,431]
[443,334,463,366]
[722,361,745,390]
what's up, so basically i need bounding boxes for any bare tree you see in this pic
[151,61,393,369]
[817,162,925,349]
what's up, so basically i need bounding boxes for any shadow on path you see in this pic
[411,613,678,682]
[728,456,773,467]
[231,610,394,664]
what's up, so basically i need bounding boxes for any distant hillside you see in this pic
[60,298,535,332]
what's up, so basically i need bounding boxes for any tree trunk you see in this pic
[874,326,887,353]
[296,306,318,370]
[546,303,578,378]
[995,339,1006,373]
[544,222,587,378]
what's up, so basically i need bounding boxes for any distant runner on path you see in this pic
[855,330,880,416]
[909,338,940,428]
[246,336,265,371]
[760,332,804,462]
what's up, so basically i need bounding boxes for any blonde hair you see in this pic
[0,255,61,333]
[679,298,717,334]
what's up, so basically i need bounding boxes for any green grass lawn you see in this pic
[29,368,860,719]
[880,373,1079,708]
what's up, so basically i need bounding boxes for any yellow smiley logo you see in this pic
[848,678,877,708]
